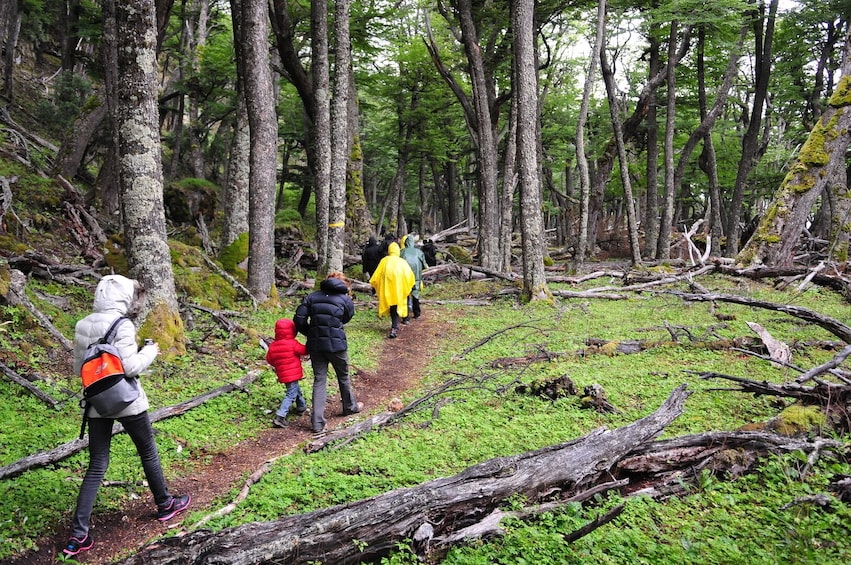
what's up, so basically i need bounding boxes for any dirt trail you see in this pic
[15,311,444,564]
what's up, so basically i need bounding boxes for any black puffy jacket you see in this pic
[294,277,355,353]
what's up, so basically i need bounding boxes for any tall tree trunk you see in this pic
[738,26,851,267]
[221,86,250,249]
[600,27,642,266]
[726,0,778,256]
[311,0,331,275]
[327,0,351,273]
[238,0,277,301]
[455,0,500,270]
[656,21,679,261]
[573,0,605,272]
[642,15,661,260]
[345,80,374,248]
[54,97,108,180]
[501,93,518,272]
[104,0,183,346]
[2,0,21,100]
[512,0,549,301]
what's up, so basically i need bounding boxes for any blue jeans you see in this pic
[310,349,358,432]
[71,412,171,539]
[276,381,307,417]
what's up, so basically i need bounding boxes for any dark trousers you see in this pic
[310,349,358,432]
[71,412,171,539]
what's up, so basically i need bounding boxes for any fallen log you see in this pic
[0,370,260,480]
[1,268,73,351]
[118,385,692,565]
[668,291,851,343]
[0,361,61,407]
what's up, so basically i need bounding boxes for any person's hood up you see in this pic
[388,242,401,256]
[274,318,297,340]
[403,235,416,248]
[92,274,138,315]
[320,276,351,295]
[367,235,377,246]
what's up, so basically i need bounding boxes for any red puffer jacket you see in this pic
[265,319,308,383]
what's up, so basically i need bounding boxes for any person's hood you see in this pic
[367,235,377,246]
[388,242,401,256]
[320,276,351,294]
[403,235,416,248]
[92,274,138,315]
[274,318,297,340]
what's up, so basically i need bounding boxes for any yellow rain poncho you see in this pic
[369,242,415,319]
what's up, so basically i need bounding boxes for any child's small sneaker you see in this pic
[157,494,191,521]
[272,415,288,428]
[61,534,94,557]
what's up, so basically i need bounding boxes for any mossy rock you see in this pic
[164,178,219,224]
[446,244,472,264]
[769,404,826,436]
[219,232,249,273]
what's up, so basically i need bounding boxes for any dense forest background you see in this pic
[1,0,850,317]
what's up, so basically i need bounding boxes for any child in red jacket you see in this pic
[265,318,309,428]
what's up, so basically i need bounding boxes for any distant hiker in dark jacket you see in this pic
[361,235,383,280]
[266,318,309,428]
[422,239,438,267]
[294,272,362,435]
[62,275,190,559]
[379,231,396,256]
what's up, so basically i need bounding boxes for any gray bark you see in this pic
[574,0,606,271]
[327,0,351,273]
[106,0,180,314]
[221,87,250,248]
[312,0,331,274]
[239,0,277,301]
[512,0,548,300]
[656,21,679,261]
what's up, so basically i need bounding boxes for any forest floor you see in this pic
[14,310,445,564]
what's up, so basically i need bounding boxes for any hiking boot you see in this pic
[272,415,288,428]
[401,317,410,325]
[389,328,398,338]
[295,407,308,416]
[343,401,364,416]
[157,494,191,521]
[61,534,94,557]
[312,426,326,438]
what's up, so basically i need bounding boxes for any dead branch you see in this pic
[698,371,851,407]
[454,317,548,360]
[199,253,256,307]
[183,302,247,334]
[668,291,851,343]
[1,268,73,350]
[0,361,60,407]
[745,321,791,367]
[0,370,261,480]
[796,344,851,384]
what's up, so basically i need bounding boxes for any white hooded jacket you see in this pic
[73,275,156,418]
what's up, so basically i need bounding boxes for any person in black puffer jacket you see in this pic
[294,272,363,435]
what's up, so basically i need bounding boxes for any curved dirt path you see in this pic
[14,311,445,564]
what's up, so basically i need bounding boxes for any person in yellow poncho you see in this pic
[369,242,415,338]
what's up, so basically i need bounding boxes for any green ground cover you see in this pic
[1,273,850,563]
